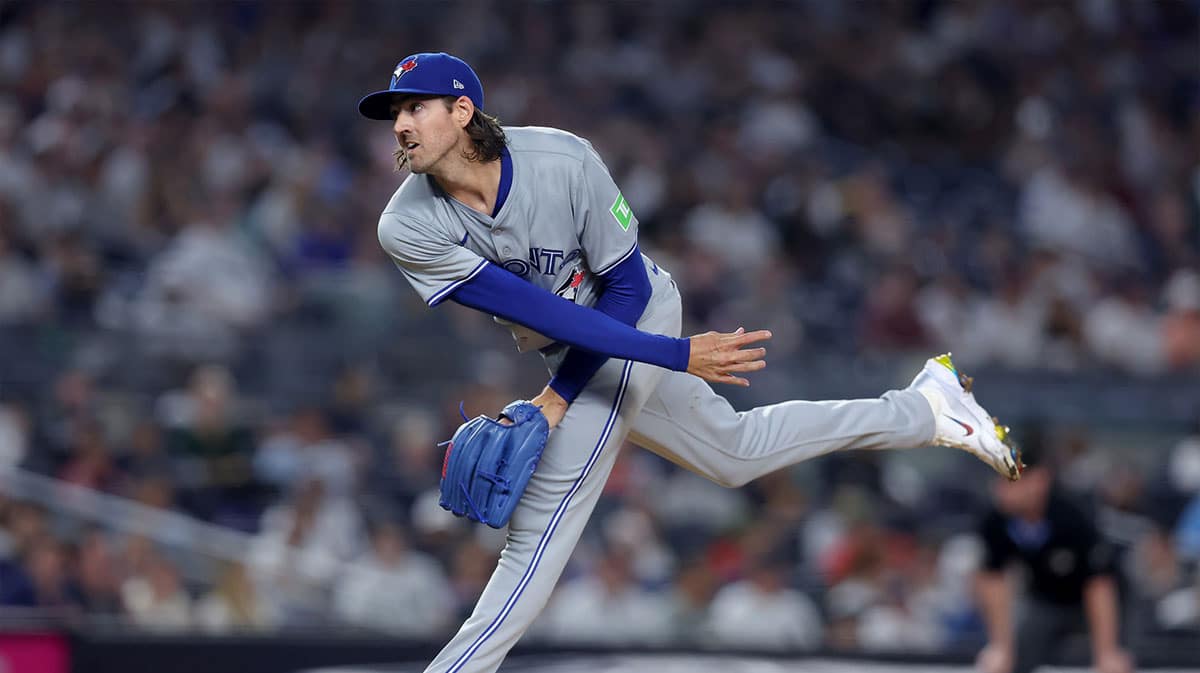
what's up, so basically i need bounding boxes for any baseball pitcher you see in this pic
[357,52,1022,673]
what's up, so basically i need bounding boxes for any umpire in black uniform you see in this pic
[974,445,1134,673]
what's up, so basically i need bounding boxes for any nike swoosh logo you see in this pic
[948,416,974,437]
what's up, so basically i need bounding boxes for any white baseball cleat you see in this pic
[908,353,1024,481]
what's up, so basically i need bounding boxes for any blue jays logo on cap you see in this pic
[358,52,484,121]
[391,57,419,86]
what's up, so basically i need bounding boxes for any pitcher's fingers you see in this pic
[729,347,767,362]
[714,373,750,386]
[723,360,766,373]
[731,329,772,346]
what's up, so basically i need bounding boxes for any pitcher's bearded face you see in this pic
[391,96,464,174]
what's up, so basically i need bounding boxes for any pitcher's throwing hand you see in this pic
[686,327,771,387]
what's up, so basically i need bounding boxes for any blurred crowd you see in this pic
[2,362,1200,653]
[0,0,1198,372]
[0,0,1198,658]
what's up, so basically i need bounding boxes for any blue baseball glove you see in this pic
[438,400,550,529]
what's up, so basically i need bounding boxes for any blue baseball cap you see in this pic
[358,52,484,120]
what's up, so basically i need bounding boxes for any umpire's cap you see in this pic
[358,52,484,120]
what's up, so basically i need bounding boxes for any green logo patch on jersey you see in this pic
[610,193,633,231]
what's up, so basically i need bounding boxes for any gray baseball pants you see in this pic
[424,279,936,673]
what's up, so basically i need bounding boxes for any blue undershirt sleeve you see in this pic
[547,246,651,402]
[449,261,690,373]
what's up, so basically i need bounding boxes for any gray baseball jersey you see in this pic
[379,126,672,353]
[376,126,937,673]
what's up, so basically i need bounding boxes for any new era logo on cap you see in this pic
[453,79,465,90]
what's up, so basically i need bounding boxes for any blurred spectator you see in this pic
[666,556,719,643]
[855,543,944,653]
[334,520,453,637]
[600,505,676,587]
[1156,574,1200,631]
[248,479,363,594]
[956,269,1047,370]
[537,546,673,645]
[58,418,116,491]
[254,406,358,497]
[1175,495,1200,563]
[1131,527,1184,604]
[915,272,972,354]
[842,165,914,261]
[1083,276,1168,376]
[133,216,274,362]
[0,217,44,324]
[654,466,751,533]
[0,535,75,612]
[120,551,192,632]
[824,523,892,650]
[0,501,49,564]
[705,548,823,651]
[1162,269,1200,370]
[193,561,277,633]
[327,365,375,436]
[42,233,104,326]
[161,365,261,527]
[34,369,100,472]
[371,405,442,513]
[127,475,176,511]
[0,403,30,468]
[117,420,176,487]
[929,534,988,646]
[861,265,929,351]
[447,537,499,617]
[119,536,158,589]
[1128,523,1197,636]
[1018,159,1139,270]
[409,488,468,564]
[682,177,779,278]
[68,529,123,615]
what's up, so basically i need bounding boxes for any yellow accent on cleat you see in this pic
[932,353,974,391]
[933,353,956,373]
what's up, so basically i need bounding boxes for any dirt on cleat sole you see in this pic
[958,372,974,393]
[993,419,1024,481]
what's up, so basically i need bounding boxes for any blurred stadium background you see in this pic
[0,1,1198,671]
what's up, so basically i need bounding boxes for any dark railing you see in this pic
[23,627,1195,673]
